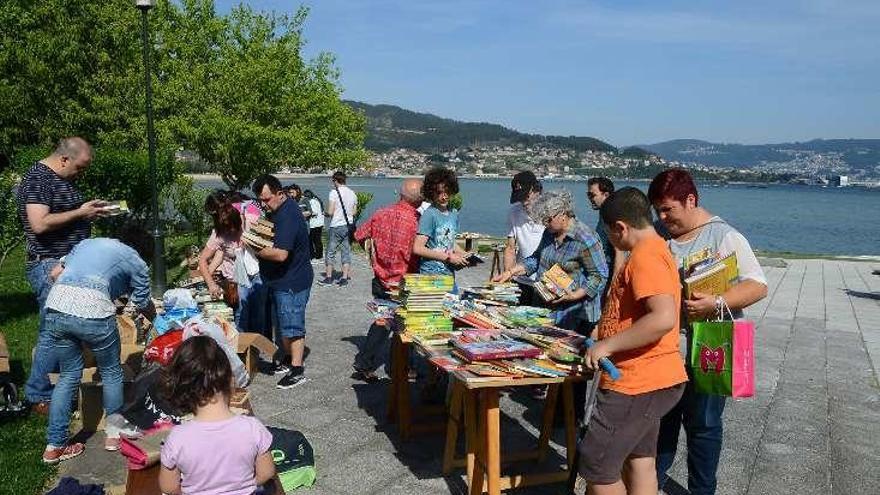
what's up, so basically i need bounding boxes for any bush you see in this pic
[449,192,463,211]
[355,191,373,221]
[0,169,23,269]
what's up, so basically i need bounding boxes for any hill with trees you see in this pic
[346,101,615,154]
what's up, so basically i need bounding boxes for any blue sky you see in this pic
[214,0,880,146]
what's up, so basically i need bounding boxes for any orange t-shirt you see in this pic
[596,235,688,394]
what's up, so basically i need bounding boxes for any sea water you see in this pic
[197,177,880,257]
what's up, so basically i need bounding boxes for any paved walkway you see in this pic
[60,257,880,494]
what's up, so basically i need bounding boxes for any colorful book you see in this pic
[452,339,542,361]
[684,253,738,298]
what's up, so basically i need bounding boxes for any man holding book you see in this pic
[648,168,767,495]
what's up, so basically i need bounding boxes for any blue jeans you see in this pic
[271,287,310,339]
[25,259,60,403]
[325,226,351,267]
[46,311,124,447]
[237,274,269,337]
[656,380,727,495]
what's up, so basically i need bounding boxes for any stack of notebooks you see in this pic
[513,264,576,302]
[396,274,455,336]
[242,218,274,250]
[203,301,234,321]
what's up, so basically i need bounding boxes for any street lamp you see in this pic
[136,0,166,295]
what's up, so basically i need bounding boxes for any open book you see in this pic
[684,253,738,298]
[512,264,576,302]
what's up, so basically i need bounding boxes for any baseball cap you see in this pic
[510,171,542,204]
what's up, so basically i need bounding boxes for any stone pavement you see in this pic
[59,256,880,495]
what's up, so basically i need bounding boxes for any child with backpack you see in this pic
[159,336,275,495]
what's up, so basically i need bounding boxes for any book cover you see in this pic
[684,253,738,298]
[452,339,542,361]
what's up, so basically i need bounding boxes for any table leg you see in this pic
[443,379,464,474]
[397,340,412,439]
[485,389,501,495]
[562,381,577,469]
[469,391,487,495]
[465,388,477,485]
[537,383,561,462]
[386,335,401,421]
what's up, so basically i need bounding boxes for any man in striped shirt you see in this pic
[17,137,107,414]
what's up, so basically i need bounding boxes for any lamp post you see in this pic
[136,0,166,295]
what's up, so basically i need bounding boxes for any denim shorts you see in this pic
[271,287,311,338]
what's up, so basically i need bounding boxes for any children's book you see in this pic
[452,339,542,361]
[684,253,738,298]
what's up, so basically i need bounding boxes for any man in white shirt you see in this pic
[321,171,357,286]
[503,171,544,304]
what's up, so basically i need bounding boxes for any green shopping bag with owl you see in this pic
[689,318,755,398]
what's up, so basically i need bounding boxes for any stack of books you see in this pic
[450,331,542,361]
[397,274,455,335]
[684,253,738,298]
[242,219,274,250]
[513,264,576,302]
[461,282,521,305]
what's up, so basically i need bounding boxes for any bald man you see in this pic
[17,137,108,413]
[351,179,423,382]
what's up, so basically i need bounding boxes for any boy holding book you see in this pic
[579,187,687,495]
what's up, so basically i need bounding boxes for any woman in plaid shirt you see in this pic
[495,188,609,333]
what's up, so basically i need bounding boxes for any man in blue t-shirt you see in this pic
[251,175,314,390]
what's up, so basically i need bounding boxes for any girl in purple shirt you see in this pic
[159,337,275,495]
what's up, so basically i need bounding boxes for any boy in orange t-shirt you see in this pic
[578,187,687,495]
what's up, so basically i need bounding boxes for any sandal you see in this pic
[42,443,85,464]
[104,437,121,452]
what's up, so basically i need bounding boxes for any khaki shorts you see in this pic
[577,383,685,485]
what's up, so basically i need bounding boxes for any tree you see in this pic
[0,1,367,188]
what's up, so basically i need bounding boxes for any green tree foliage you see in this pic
[354,191,373,221]
[0,1,367,188]
[0,170,23,268]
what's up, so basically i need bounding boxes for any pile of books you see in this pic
[365,299,400,322]
[461,282,521,305]
[396,274,455,336]
[242,219,274,251]
[203,301,234,321]
[513,264,576,302]
[451,330,542,361]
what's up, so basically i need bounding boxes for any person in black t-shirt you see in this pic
[16,137,108,414]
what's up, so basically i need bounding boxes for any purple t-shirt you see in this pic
[160,415,272,495]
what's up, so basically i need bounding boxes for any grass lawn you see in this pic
[0,234,198,495]
[0,246,56,494]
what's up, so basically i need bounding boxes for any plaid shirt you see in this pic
[523,220,608,324]
[354,200,420,289]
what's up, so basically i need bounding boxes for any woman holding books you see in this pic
[493,189,609,334]
[198,197,268,336]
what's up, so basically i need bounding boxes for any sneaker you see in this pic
[276,371,307,390]
[317,276,334,286]
[43,443,85,464]
[352,366,379,384]
[337,278,349,287]
[270,362,291,375]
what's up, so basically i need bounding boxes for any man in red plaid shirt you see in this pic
[351,178,423,382]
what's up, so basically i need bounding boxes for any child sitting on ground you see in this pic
[159,336,275,495]
[579,187,688,495]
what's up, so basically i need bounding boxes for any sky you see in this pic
[214,0,880,146]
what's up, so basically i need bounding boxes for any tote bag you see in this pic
[689,311,755,398]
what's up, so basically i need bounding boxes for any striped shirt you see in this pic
[17,162,90,260]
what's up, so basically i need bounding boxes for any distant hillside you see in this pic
[642,139,880,172]
[345,101,615,153]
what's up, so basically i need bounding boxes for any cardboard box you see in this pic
[46,344,144,431]
[0,333,10,373]
[117,315,139,345]
[236,333,277,374]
